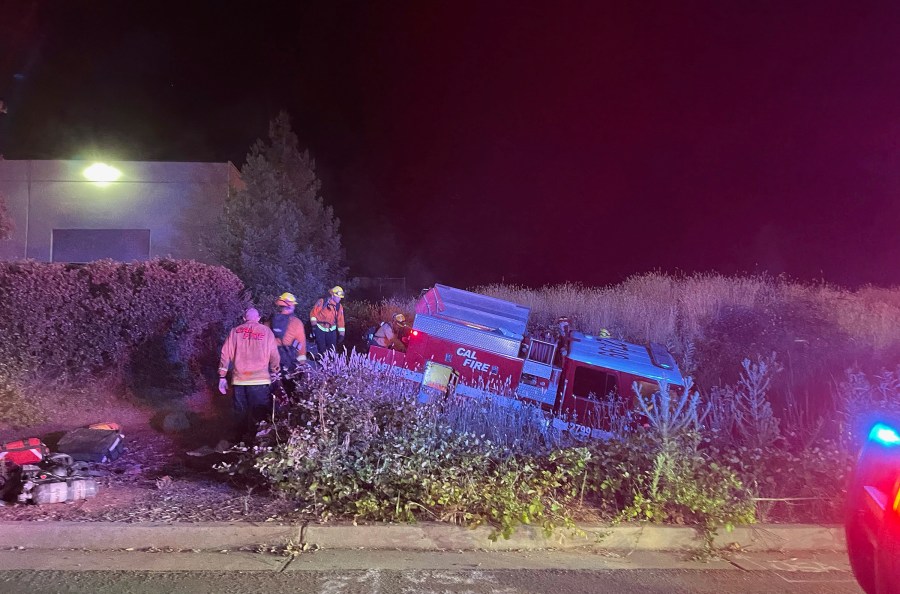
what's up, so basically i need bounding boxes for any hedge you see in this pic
[0,259,248,396]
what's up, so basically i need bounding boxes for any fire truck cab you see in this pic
[369,284,686,430]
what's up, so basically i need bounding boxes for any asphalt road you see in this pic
[0,568,862,594]
[0,549,864,594]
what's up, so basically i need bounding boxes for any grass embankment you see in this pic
[328,273,900,536]
[6,272,900,542]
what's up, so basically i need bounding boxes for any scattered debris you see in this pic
[0,417,301,523]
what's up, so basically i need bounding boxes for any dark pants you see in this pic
[277,345,298,371]
[313,327,338,357]
[232,384,272,442]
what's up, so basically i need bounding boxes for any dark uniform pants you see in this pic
[313,327,338,357]
[232,384,272,441]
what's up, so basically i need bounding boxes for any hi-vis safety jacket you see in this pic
[373,322,404,350]
[218,321,280,385]
[310,298,345,334]
[268,314,307,362]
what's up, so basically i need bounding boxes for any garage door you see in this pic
[51,229,151,263]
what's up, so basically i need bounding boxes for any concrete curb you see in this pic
[0,522,302,551]
[717,524,846,552]
[0,521,845,552]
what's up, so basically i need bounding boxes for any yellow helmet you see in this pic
[599,328,611,338]
[275,292,297,307]
[330,286,345,298]
[393,313,406,324]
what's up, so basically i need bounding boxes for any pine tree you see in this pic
[208,112,346,310]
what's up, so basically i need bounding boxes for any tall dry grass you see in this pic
[480,273,792,344]
[351,273,900,398]
[343,297,417,345]
[356,273,776,344]
[478,272,900,397]
[482,273,898,349]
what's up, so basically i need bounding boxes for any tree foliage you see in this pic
[208,112,346,310]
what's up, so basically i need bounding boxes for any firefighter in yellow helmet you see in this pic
[555,316,611,360]
[309,286,346,356]
[267,292,307,371]
[372,313,408,352]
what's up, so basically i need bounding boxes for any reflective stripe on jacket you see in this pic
[310,298,345,333]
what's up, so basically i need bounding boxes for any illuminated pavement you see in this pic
[0,549,863,594]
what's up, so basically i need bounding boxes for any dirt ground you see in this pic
[0,387,301,523]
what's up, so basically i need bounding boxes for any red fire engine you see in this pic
[368,284,686,431]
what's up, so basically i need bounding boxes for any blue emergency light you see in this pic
[869,423,900,446]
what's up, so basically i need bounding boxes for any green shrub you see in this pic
[623,447,756,548]
[227,354,589,539]
[586,436,757,545]
[700,439,851,523]
[584,432,656,517]
[578,374,760,547]
[227,355,764,541]
[698,358,858,523]
[0,259,248,394]
[253,419,589,539]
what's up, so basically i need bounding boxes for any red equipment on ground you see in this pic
[0,437,50,466]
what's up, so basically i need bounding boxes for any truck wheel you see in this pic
[876,513,900,594]
[847,521,877,594]
[846,451,884,594]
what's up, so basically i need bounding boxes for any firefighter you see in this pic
[310,286,346,356]
[372,313,408,352]
[268,292,308,372]
[557,316,572,339]
[218,308,280,443]
[555,316,611,361]
[556,316,573,359]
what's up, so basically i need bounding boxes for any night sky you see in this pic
[2,1,899,289]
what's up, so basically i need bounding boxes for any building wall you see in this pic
[0,160,238,263]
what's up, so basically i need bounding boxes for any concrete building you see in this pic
[0,159,240,263]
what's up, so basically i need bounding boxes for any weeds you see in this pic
[227,353,589,539]
[222,346,888,543]
[733,356,782,449]
[634,377,707,447]
[835,365,900,449]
